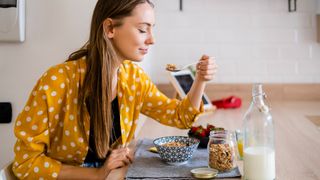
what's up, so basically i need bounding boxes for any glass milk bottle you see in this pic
[243,83,275,180]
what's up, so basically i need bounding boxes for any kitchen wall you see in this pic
[0,0,97,168]
[0,0,320,168]
[151,0,320,83]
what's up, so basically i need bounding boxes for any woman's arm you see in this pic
[137,56,216,129]
[58,165,102,179]
[58,147,133,179]
[187,55,217,109]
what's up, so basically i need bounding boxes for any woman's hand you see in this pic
[195,55,217,82]
[98,147,133,179]
[187,55,217,109]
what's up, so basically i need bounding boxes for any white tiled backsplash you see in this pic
[149,0,320,83]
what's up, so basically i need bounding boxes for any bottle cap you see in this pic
[191,167,218,179]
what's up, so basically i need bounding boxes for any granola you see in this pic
[166,64,177,71]
[208,143,235,171]
[163,141,186,147]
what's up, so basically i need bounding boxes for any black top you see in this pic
[84,97,121,163]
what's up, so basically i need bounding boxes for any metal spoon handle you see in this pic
[166,62,198,72]
[180,62,198,70]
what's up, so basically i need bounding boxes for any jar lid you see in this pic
[191,167,218,179]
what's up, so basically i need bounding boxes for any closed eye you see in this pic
[138,29,147,33]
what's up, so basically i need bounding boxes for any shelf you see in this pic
[317,15,320,43]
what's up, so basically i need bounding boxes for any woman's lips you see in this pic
[139,48,148,54]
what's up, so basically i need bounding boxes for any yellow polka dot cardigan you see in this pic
[12,58,203,179]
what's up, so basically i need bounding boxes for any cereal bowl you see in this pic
[153,136,200,165]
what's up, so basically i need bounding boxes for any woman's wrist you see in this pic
[194,76,206,87]
[97,166,111,179]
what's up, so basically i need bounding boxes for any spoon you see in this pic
[166,62,198,72]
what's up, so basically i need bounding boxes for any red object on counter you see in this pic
[211,96,242,109]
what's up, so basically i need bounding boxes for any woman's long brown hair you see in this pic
[67,0,153,158]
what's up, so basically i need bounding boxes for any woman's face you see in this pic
[108,2,155,62]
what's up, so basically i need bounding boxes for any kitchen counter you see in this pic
[107,101,320,179]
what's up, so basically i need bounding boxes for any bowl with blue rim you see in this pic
[153,136,200,165]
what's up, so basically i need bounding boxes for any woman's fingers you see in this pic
[115,147,133,161]
[109,147,128,156]
[198,65,217,72]
[199,70,217,77]
[201,54,210,60]
[108,161,125,169]
[196,55,217,81]
[126,155,133,164]
[198,58,216,68]
[105,147,133,170]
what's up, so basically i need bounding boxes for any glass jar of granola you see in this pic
[207,130,236,171]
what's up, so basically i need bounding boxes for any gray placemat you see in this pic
[126,139,241,179]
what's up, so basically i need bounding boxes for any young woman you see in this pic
[12,0,217,179]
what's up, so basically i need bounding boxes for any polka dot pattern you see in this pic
[12,59,203,179]
[44,162,49,168]
[34,167,39,173]
[51,76,57,81]
[31,125,38,131]
[43,118,48,123]
[52,172,58,178]
[26,117,31,122]
[24,106,30,111]
[20,131,26,136]
[49,107,54,112]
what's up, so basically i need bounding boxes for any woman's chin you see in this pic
[136,58,144,62]
[129,56,144,62]
[122,53,145,62]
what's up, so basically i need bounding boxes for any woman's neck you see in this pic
[111,63,121,101]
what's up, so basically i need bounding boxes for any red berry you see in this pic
[191,127,198,133]
[205,129,211,137]
[199,131,206,137]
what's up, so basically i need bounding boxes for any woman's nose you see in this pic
[146,32,155,45]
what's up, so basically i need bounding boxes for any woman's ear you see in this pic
[103,18,115,39]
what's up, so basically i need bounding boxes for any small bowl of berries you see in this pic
[188,124,224,148]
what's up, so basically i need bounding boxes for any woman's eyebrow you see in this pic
[138,22,155,27]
